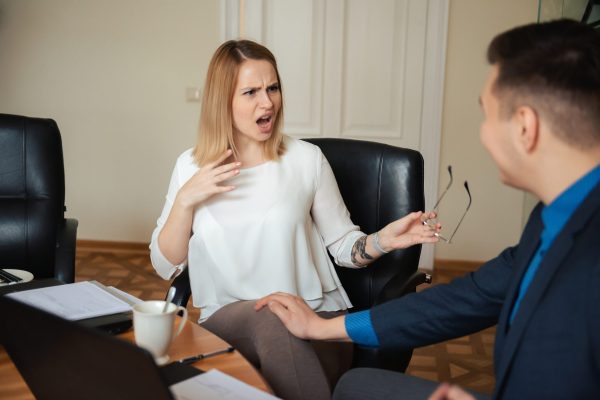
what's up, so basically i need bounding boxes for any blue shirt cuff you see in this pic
[345,310,380,347]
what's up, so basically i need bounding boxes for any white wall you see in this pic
[433,0,538,262]
[0,0,220,241]
[0,0,541,262]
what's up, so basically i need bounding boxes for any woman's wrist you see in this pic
[174,190,197,211]
[372,230,390,254]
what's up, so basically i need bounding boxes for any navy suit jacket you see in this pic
[371,182,600,399]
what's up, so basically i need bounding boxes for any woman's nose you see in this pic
[259,90,273,108]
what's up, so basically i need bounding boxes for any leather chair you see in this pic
[168,137,430,372]
[0,114,78,283]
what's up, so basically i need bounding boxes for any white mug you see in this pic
[132,300,187,365]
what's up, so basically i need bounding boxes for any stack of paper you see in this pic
[171,369,281,400]
[6,281,132,320]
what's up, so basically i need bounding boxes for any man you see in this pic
[255,19,600,399]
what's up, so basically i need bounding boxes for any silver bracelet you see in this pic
[373,231,389,254]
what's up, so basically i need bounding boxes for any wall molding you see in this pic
[418,0,449,271]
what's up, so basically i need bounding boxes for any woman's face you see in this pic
[231,59,282,147]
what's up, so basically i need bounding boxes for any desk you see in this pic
[0,317,271,398]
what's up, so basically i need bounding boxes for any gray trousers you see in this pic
[333,368,490,400]
[202,301,353,400]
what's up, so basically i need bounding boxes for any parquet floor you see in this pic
[75,243,494,396]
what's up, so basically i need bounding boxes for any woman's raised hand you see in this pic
[176,149,240,209]
[377,211,441,251]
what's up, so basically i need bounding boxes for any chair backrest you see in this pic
[0,114,66,280]
[303,138,425,311]
[167,137,425,371]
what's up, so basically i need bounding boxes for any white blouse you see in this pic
[150,136,365,321]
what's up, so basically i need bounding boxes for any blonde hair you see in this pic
[193,40,286,166]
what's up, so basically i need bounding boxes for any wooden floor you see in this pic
[75,242,494,396]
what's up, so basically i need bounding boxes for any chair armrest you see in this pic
[55,218,78,283]
[169,268,192,307]
[375,270,431,306]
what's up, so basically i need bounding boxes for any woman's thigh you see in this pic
[202,301,352,392]
[201,301,351,368]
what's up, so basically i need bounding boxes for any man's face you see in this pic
[479,66,521,188]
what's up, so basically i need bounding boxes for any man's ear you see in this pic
[514,105,539,153]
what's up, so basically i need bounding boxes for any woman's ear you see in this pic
[514,105,539,153]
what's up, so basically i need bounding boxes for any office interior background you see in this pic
[0,0,575,268]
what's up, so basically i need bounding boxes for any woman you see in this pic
[150,39,439,400]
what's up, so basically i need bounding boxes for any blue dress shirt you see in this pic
[508,164,600,324]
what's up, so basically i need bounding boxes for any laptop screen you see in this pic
[0,295,200,400]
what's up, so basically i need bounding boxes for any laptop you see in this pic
[0,295,202,400]
[0,279,133,334]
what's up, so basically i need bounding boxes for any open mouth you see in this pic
[256,115,274,133]
[256,115,272,125]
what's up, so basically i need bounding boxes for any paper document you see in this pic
[88,280,142,306]
[6,281,132,320]
[171,369,280,400]
[106,285,143,305]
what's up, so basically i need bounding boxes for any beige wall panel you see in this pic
[434,0,538,262]
[262,0,325,136]
[0,0,220,242]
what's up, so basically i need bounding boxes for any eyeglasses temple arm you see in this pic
[432,165,453,211]
[447,181,472,244]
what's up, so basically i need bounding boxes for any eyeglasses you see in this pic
[424,165,472,243]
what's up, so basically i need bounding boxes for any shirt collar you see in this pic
[541,164,600,240]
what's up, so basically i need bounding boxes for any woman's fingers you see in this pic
[421,210,437,222]
[205,149,233,170]
[213,167,240,184]
[215,168,240,182]
[212,160,241,177]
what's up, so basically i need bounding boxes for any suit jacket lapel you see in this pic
[493,183,600,398]
[493,205,542,368]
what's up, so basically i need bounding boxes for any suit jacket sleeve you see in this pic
[370,245,516,350]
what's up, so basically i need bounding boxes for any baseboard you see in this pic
[76,240,485,272]
[433,259,484,271]
[77,239,149,253]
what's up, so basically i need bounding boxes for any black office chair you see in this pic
[168,137,430,372]
[0,114,78,283]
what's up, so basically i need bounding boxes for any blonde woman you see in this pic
[150,40,439,400]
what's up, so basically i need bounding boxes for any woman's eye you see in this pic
[268,84,280,93]
[243,89,255,96]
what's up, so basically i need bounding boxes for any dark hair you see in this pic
[487,19,600,148]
